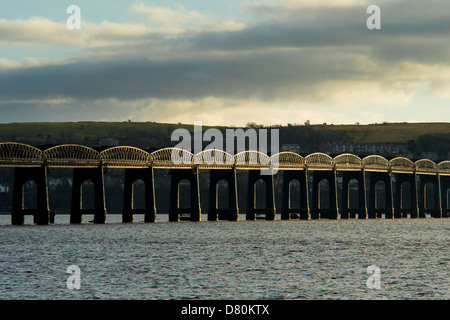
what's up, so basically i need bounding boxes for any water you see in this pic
[0,214,448,300]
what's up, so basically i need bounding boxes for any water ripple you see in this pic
[0,216,448,299]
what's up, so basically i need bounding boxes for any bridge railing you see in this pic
[415,159,438,175]
[270,152,304,170]
[234,150,271,169]
[437,161,450,176]
[362,155,389,172]
[333,153,363,171]
[194,149,234,169]
[304,152,333,170]
[150,148,194,168]
[0,142,43,167]
[0,142,449,173]
[101,146,151,168]
[389,157,415,173]
[44,144,101,167]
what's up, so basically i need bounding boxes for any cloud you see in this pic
[0,17,69,45]
[0,43,448,126]
[0,57,45,70]
[0,46,443,102]
[0,95,386,126]
[193,1,450,64]
[130,2,246,34]
[1,0,450,125]
[252,0,369,9]
[0,17,154,48]
[130,96,392,126]
[1,47,438,126]
[0,50,383,101]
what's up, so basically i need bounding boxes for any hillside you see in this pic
[322,122,450,143]
[0,121,448,159]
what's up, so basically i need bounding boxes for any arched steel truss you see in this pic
[44,144,101,167]
[101,146,150,168]
[271,152,304,170]
[0,142,448,174]
[0,142,43,167]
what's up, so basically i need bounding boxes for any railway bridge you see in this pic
[0,142,449,225]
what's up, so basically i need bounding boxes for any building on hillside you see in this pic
[324,142,413,158]
[420,152,439,161]
[98,137,119,147]
[281,144,300,154]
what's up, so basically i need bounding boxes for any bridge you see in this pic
[0,142,449,225]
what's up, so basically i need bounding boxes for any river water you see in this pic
[0,214,448,300]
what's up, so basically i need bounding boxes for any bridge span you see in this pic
[0,142,449,224]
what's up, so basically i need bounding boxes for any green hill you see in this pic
[0,121,448,159]
[322,122,450,143]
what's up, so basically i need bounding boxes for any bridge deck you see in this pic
[0,143,447,174]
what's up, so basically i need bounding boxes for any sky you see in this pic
[0,0,450,126]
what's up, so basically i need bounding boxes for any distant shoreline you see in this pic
[1,121,449,145]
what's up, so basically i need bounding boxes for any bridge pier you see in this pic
[392,172,418,219]
[207,168,239,221]
[70,167,106,224]
[246,170,276,220]
[122,167,156,223]
[309,170,338,219]
[440,175,450,218]
[365,171,393,219]
[338,170,366,219]
[11,166,50,225]
[417,174,441,218]
[169,168,201,222]
[281,170,308,220]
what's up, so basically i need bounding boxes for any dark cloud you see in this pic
[75,1,450,72]
[191,2,450,64]
[1,0,450,123]
[0,47,379,103]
